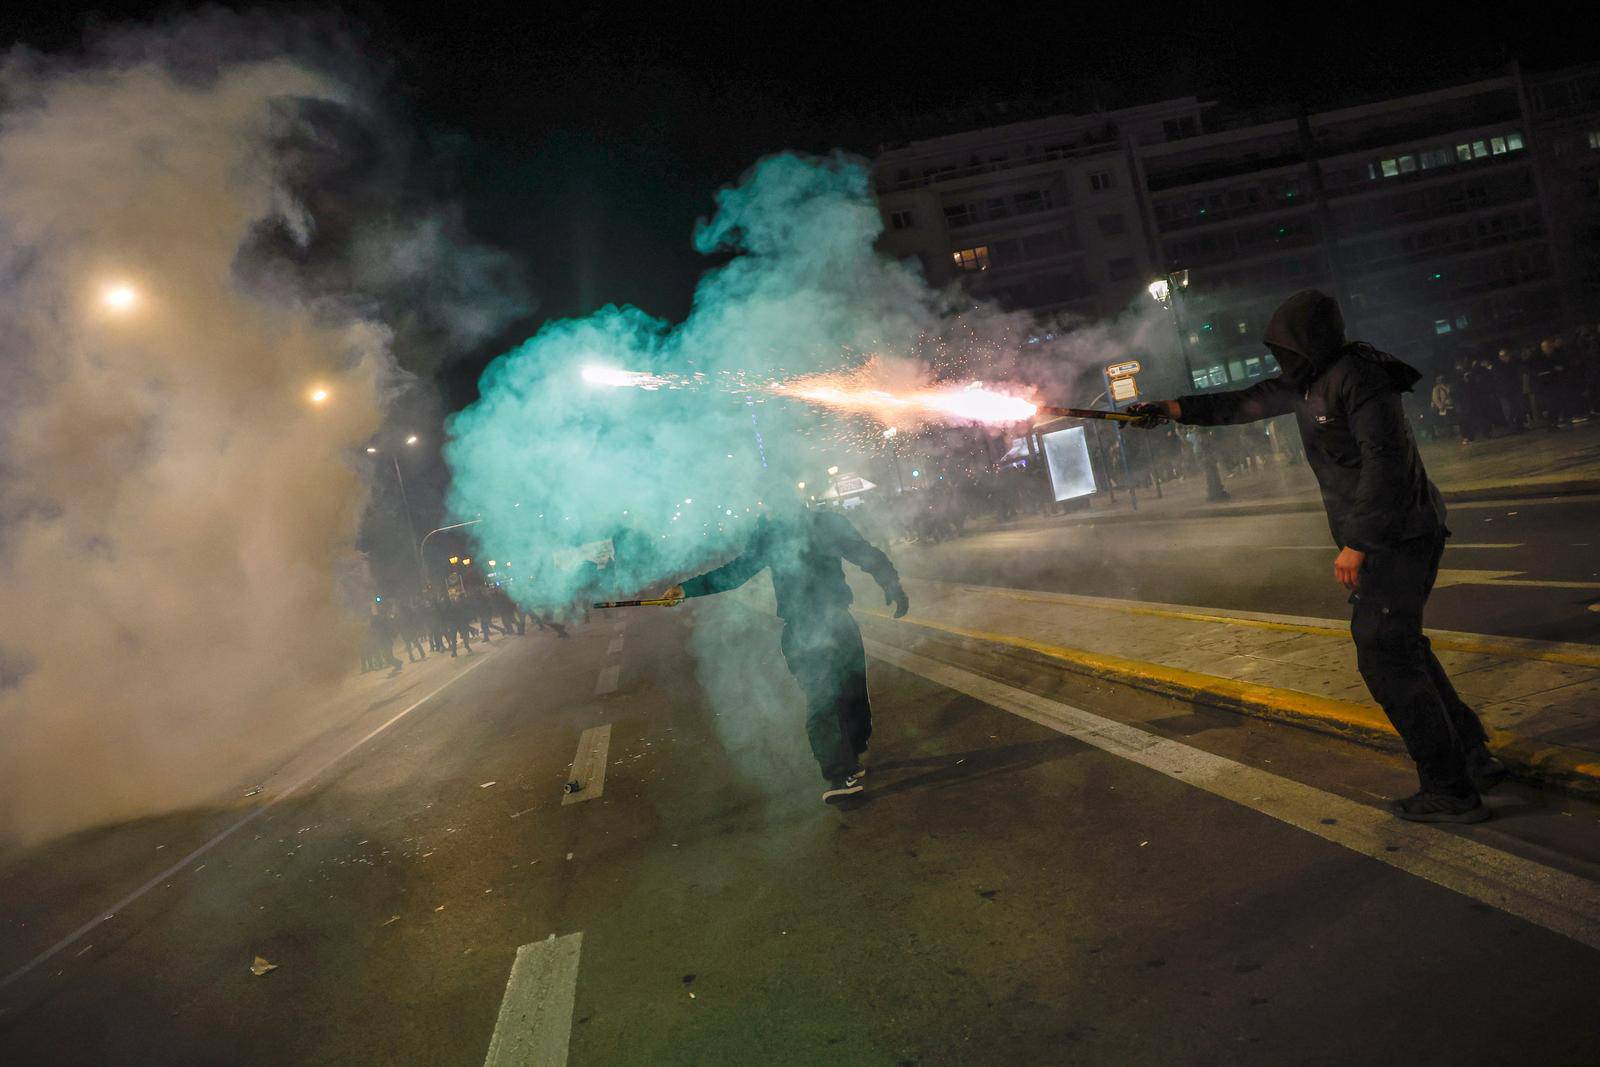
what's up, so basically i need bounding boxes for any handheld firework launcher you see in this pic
[1035,405,1169,428]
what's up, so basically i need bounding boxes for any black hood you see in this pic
[1262,289,1420,392]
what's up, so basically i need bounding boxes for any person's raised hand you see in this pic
[662,584,686,606]
[887,585,910,618]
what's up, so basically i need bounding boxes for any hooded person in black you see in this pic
[661,487,909,803]
[1129,290,1505,823]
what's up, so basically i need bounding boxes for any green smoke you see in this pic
[444,153,943,604]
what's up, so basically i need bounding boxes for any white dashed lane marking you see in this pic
[562,725,612,806]
[593,664,621,696]
[483,933,583,1066]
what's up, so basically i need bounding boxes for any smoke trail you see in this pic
[0,14,523,843]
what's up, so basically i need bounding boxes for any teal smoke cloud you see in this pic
[444,153,943,606]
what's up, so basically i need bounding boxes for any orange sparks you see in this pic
[769,361,1037,427]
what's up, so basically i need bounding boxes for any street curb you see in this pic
[861,612,1600,799]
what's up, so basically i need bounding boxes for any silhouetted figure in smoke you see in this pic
[424,595,445,652]
[665,487,909,803]
[1130,290,1505,824]
[494,587,525,635]
[471,588,497,644]
[368,603,402,674]
[440,593,474,657]
[397,598,427,662]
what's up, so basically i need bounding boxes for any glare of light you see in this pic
[487,560,496,567]
[462,557,472,565]
[1147,278,1170,303]
[684,498,693,504]
[366,446,378,454]
[309,387,330,405]
[883,427,898,438]
[827,466,840,476]
[797,482,806,490]
[582,365,670,389]
[449,556,460,565]
[405,434,419,446]
[101,283,139,312]
[911,469,921,478]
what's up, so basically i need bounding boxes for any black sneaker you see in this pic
[1390,791,1490,824]
[822,772,864,803]
[1465,746,1508,794]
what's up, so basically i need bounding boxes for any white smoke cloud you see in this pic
[0,15,523,843]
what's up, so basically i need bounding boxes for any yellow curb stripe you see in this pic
[988,589,1600,668]
[862,611,1600,794]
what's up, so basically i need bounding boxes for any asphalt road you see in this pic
[894,494,1600,645]
[3,599,1598,1065]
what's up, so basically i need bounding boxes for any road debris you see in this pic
[434,905,446,912]
[480,781,497,788]
[250,956,278,976]
[381,916,400,927]
[563,780,582,795]
[243,787,262,798]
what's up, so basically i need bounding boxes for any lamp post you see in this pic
[1147,269,1195,390]
[368,435,427,593]
[1148,270,1227,502]
[883,427,905,493]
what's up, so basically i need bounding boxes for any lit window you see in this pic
[1188,332,1201,345]
[1588,130,1600,150]
[1381,158,1399,177]
[1368,162,1380,179]
[1472,141,1488,158]
[1491,136,1507,155]
[1398,155,1417,173]
[1507,131,1524,151]
[1456,143,1472,162]
[1228,360,1245,381]
[1089,170,1115,192]
[1237,320,1249,334]
[1421,148,1450,169]
[1456,314,1470,329]
[1434,319,1452,334]
[951,246,990,271]
[890,209,915,230]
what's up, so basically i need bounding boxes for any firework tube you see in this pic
[1035,405,1164,424]
[593,595,683,609]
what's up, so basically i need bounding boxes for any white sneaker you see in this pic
[822,772,864,803]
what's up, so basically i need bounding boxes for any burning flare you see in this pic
[770,360,1037,426]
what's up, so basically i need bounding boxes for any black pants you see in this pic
[1351,532,1488,795]
[780,611,872,782]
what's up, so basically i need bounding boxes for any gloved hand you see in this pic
[661,584,686,606]
[1125,400,1178,428]
[886,584,910,618]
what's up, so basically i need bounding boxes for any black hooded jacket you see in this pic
[1175,290,1446,552]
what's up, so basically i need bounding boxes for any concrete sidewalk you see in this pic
[973,420,1600,531]
[854,576,1600,796]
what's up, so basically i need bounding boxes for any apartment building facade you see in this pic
[873,65,1600,399]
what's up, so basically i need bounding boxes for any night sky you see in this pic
[7,1,1599,403]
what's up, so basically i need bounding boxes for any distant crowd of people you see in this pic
[361,585,568,674]
[1423,328,1600,442]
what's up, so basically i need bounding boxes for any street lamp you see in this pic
[101,283,139,312]
[1147,269,1195,389]
[369,434,426,592]
[309,386,330,405]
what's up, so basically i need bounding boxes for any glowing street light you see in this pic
[797,481,806,490]
[827,465,840,476]
[1146,278,1171,304]
[405,434,419,446]
[309,386,330,405]
[882,427,898,439]
[366,446,378,454]
[101,283,139,312]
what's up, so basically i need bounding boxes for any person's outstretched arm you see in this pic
[822,512,909,617]
[1129,378,1297,427]
[676,529,768,599]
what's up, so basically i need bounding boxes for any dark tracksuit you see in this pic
[681,510,905,782]
[1175,290,1488,796]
